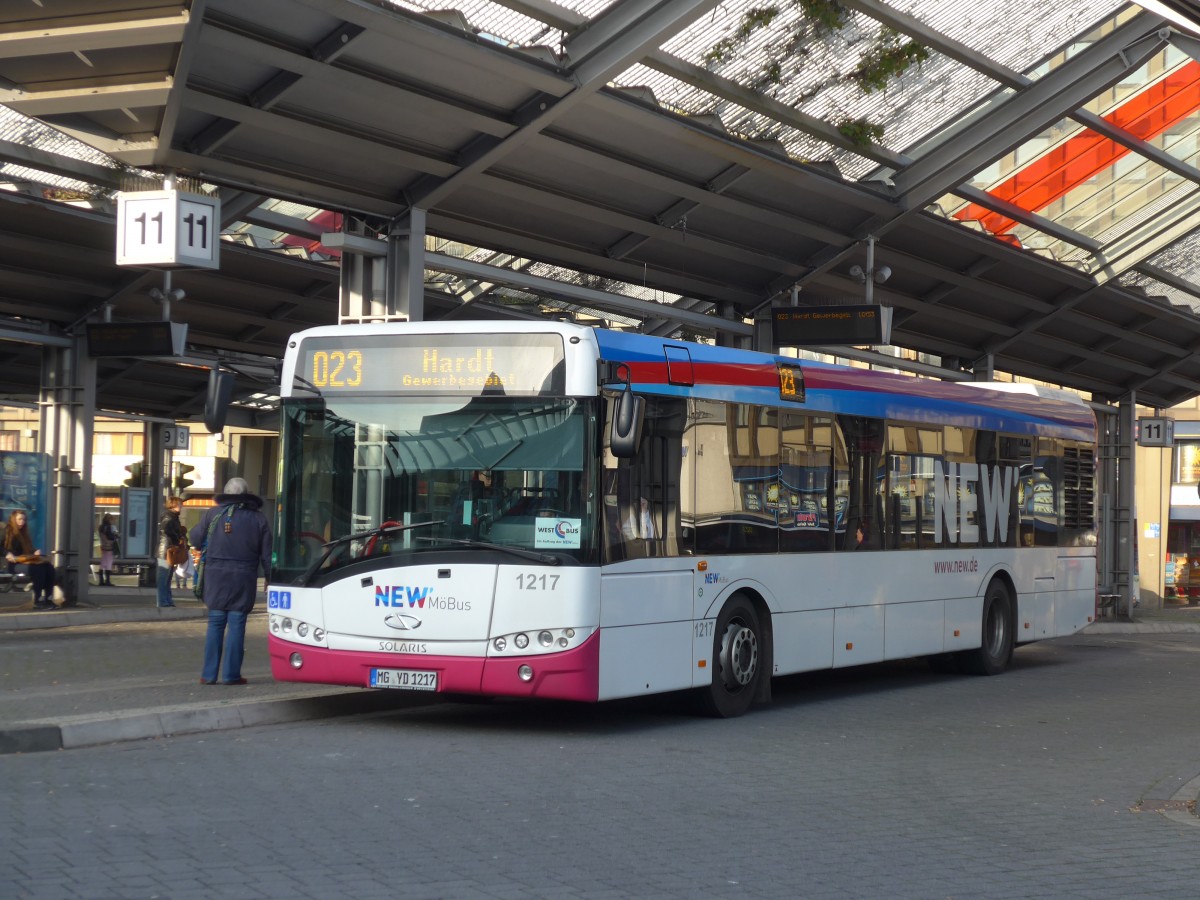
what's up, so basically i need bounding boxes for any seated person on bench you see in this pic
[3,510,55,610]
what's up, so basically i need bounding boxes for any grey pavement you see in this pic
[0,573,414,755]
[2,574,1197,755]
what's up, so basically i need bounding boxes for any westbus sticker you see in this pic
[534,518,581,549]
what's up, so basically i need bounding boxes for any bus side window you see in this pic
[603,396,686,562]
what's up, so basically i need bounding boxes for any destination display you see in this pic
[297,333,566,395]
[777,363,806,402]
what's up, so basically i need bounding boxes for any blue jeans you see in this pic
[155,563,175,607]
[202,609,248,683]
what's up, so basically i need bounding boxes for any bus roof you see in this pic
[282,323,1094,442]
[592,329,1095,443]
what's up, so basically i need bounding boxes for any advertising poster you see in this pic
[0,451,49,550]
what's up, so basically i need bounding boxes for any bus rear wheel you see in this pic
[961,579,1014,676]
[701,595,762,718]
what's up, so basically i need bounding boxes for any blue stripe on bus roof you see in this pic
[593,330,1095,442]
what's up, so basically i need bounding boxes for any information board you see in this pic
[118,487,154,559]
[772,305,893,346]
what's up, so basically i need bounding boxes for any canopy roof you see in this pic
[3,0,1200,414]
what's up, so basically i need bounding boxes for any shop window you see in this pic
[1175,442,1200,485]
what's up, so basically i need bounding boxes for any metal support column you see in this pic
[715,301,749,349]
[972,353,995,381]
[386,208,427,322]
[39,335,97,604]
[1097,397,1136,618]
[337,219,382,323]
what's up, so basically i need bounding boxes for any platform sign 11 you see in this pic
[116,190,221,269]
[1137,416,1174,447]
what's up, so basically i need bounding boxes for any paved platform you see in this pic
[0,575,411,754]
[2,576,1196,755]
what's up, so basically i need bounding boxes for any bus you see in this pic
[268,322,1097,716]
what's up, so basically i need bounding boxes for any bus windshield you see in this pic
[273,395,598,583]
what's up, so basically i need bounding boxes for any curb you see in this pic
[0,605,209,631]
[1083,621,1200,634]
[0,689,422,755]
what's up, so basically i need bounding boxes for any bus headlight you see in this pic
[269,614,327,648]
[518,665,534,682]
[489,627,593,655]
[289,652,303,669]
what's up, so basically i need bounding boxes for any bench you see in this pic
[1096,593,1120,618]
[0,570,31,593]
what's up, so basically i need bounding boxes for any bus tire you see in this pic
[961,579,1014,676]
[701,594,762,718]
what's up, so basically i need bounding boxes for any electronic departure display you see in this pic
[296,333,566,395]
[777,363,805,402]
[772,304,892,346]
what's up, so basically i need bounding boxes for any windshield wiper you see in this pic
[305,520,444,581]
[415,535,561,566]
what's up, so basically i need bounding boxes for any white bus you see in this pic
[268,322,1097,716]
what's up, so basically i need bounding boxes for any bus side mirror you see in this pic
[204,369,235,433]
[610,388,645,458]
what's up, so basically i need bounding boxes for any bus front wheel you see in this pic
[702,595,762,718]
[961,579,1014,676]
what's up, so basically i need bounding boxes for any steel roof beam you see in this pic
[541,132,853,245]
[950,186,1103,254]
[1,81,172,118]
[892,15,1169,211]
[428,211,762,307]
[478,172,806,277]
[1136,262,1200,303]
[491,0,908,164]
[407,0,720,211]
[0,139,120,189]
[238,206,328,242]
[425,250,751,336]
[638,51,906,167]
[853,3,1200,191]
[1090,192,1200,283]
[0,11,188,59]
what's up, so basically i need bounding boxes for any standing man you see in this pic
[156,496,186,608]
[190,477,272,686]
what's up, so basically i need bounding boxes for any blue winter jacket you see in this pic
[189,491,273,613]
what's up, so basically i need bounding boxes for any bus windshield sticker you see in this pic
[534,518,582,549]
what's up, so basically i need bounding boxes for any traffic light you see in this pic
[173,461,195,495]
[123,461,144,487]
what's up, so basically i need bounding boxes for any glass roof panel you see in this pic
[891,0,1124,74]
[1121,231,1200,312]
[388,0,620,48]
[928,12,1200,284]
[0,107,119,194]
[623,0,995,177]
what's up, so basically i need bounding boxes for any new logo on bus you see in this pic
[375,585,433,607]
[933,463,1017,544]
